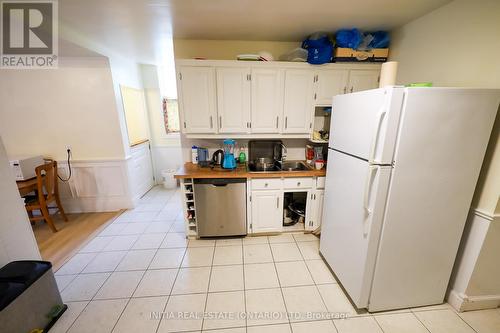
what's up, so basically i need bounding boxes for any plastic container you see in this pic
[161,169,177,189]
[191,145,198,164]
[279,48,308,62]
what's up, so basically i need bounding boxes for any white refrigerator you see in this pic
[319,87,500,312]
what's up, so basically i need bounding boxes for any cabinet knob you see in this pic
[265,183,268,187]
[297,182,301,186]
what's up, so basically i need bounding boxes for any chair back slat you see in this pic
[35,161,58,202]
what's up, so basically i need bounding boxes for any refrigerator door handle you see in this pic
[368,108,387,163]
[363,166,378,236]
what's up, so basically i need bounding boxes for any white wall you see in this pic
[0,137,41,266]
[140,64,183,183]
[180,137,309,163]
[389,0,500,311]
[173,39,300,60]
[0,56,125,161]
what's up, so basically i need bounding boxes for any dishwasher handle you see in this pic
[194,178,247,186]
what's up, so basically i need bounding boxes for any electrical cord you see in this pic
[58,149,72,182]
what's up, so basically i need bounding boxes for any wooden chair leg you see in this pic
[55,195,68,222]
[41,205,57,232]
[27,210,35,226]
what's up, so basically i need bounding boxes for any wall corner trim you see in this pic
[448,289,500,312]
[471,208,498,222]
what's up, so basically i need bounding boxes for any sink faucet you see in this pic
[274,142,287,164]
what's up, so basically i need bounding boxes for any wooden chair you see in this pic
[25,161,68,232]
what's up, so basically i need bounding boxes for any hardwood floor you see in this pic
[32,211,121,270]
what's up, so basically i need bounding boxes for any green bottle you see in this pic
[239,151,246,163]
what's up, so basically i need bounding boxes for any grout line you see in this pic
[200,240,217,331]
[109,269,148,332]
[405,312,433,333]
[241,239,248,332]
[154,235,189,333]
[269,241,293,332]
[452,310,480,333]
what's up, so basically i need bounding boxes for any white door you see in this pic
[251,68,284,133]
[216,67,251,133]
[129,142,154,198]
[283,69,314,133]
[329,87,404,164]
[178,66,217,133]
[315,69,349,105]
[251,190,283,233]
[319,150,391,308]
[348,69,380,93]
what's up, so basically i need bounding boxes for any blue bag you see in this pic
[335,29,362,49]
[368,31,390,48]
[302,35,333,65]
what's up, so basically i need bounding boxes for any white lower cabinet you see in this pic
[250,190,283,233]
[249,177,325,234]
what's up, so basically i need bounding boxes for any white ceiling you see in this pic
[59,0,451,63]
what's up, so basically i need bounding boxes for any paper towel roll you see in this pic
[379,61,398,88]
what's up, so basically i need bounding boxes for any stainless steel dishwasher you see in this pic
[193,178,247,237]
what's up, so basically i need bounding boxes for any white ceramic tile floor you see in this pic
[52,186,500,333]
[133,268,178,297]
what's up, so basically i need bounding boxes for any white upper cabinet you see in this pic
[216,67,251,133]
[251,68,284,133]
[176,60,381,137]
[314,69,349,105]
[348,69,380,93]
[283,69,314,134]
[178,66,217,133]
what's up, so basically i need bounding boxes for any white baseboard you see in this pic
[448,289,500,312]
[447,208,500,312]
[61,196,133,213]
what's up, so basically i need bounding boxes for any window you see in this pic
[163,98,180,134]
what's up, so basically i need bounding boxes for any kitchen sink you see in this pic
[247,160,311,173]
[279,161,312,171]
[247,163,281,172]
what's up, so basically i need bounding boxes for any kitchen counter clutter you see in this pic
[175,162,326,237]
[174,162,326,179]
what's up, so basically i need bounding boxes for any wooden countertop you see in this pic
[174,162,326,179]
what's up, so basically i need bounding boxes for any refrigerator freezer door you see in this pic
[368,88,500,311]
[320,149,392,308]
[329,87,404,164]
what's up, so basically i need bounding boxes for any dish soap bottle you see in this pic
[239,150,246,163]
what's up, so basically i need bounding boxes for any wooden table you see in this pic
[16,177,38,196]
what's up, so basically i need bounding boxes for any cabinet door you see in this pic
[314,190,325,229]
[348,70,380,93]
[306,190,324,231]
[216,67,251,133]
[315,69,349,105]
[251,190,283,233]
[178,66,217,133]
[251,69,284,133]
[283,69,314,134]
